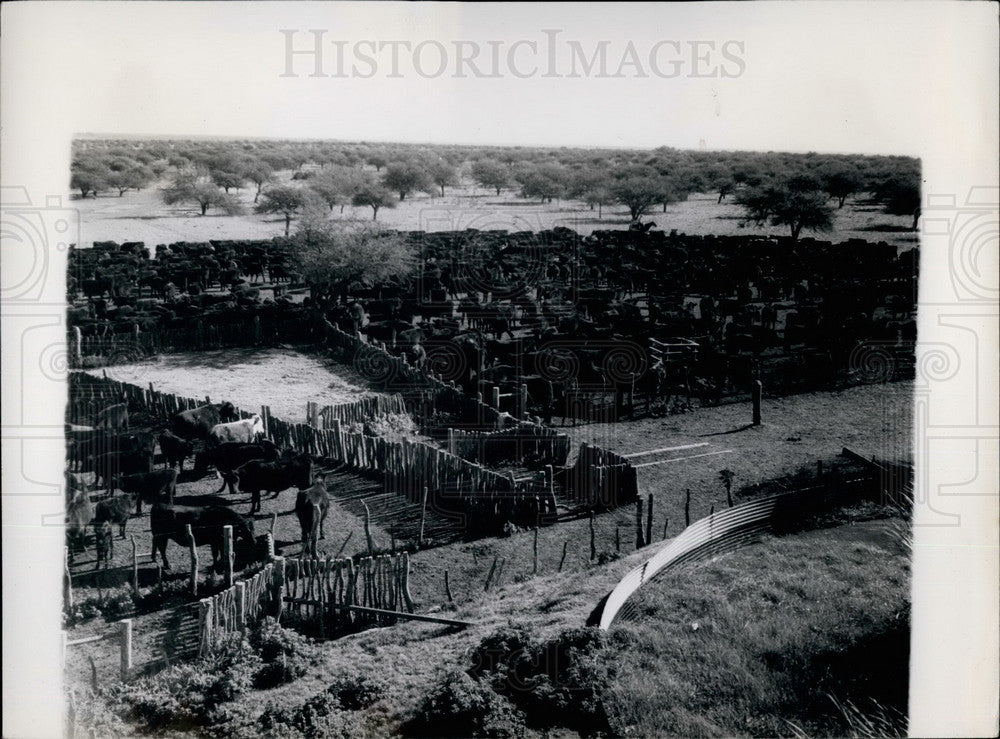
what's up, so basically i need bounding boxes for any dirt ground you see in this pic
[89,347,382,424]
[70,174,918,252]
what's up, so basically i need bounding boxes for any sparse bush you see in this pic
[406,670,525,738]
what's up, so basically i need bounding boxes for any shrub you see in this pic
[405,670,525,738]
[250,617,318,688]
[107,631,261,731]
[466,624,616,736]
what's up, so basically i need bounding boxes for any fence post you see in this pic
[222,525,234,588]
[265,532,275,560]
[519,384,528,419]
[752,380,762,426]
[418,486,429,548]
[645,493,654,548]
[448,428,455,455]
[492,385,501,411]
[444,570,454,604]
[131,536,139,593]
[198,598,214,656]
[274,556,286,622]
[118,619,133,681]
[635,498,645,549]
[685,489,691,528]
[558,540,568,572]
[235,581,247,632]
[187,524,198,596]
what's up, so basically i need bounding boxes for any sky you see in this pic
[2,3,998,738]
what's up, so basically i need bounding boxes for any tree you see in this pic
[737,184,834,241]
[105,164,154,196]
[608,168,665,222]
[290,215,417,304]
[881,182,921,231]
[821,166,863,209]
[470,160,510,195]
[309,166,366,213]
[568,167,612,218]
[162,171,245,216]
[429,160,459,197]
[255,185,315,236]
[352,184,397,220]
[70,159,111,198]
[516,163,567,203]
[211,169,246,194]
[242,159,275,204]
[382,160,434,201]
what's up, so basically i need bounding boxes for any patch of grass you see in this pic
[602,525,910,737]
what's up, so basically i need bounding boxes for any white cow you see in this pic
[207,414,265,447]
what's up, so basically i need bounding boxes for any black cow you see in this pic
[194,440,281,494]
[93,449,153,490]
[233,454,312,515]
[94,494,137,539]
[170,402,238,440]
[295,477,330,556]
[116,468,178,514]
[158,431,195,471]
[150,504,256,571]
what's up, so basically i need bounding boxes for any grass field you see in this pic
[70,172,919,251]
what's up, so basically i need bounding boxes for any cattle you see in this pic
[93,449,153,490]
[94,521,115,570]
[233,453,312,514]
[150,503,256,571]
[115,468,178,514]
[194,440,281,494]
[207,414,265,447]
[94,403,129,431]
[295,476,330,556]
[158,431,195,471]
[170,402,238,440]
[66,489,95,564]
[94,494,137,539]
[69,430,155,472]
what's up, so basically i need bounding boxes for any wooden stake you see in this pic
[118,619,133,681]
[662,517,669,540]
[635,498,645,549]
[645,493,653,548]
[484,556,498,591]
[418,486,428,548]
[222,525,234,588]
[444,570,454,603]
[589,511,597,560]
[685,488,691,528]
[186,524,198,596]
[615,525,621,552]
[131,536,139,593]
[558,541,568,572]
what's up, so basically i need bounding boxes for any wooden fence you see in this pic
[280,553,414,636]
[448,423,572,468]
[311,394,409,428]
[197,561,281,654]
[70,316,315,364]
[562,443,639,509]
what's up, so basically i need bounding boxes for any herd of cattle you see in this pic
[68,227,916,424]
[65,400,328,575]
